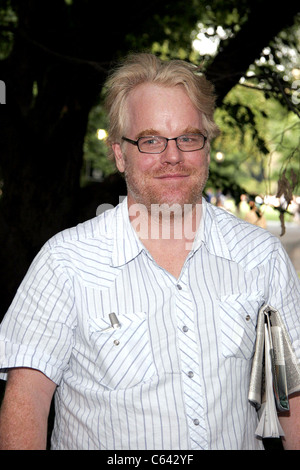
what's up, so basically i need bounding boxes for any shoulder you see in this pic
[205,203,281,269]
[40,204,122,272]
[47,204,118,247]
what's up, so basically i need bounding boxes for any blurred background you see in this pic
[0,0,299,320]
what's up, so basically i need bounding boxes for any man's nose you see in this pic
[159,139,184,165]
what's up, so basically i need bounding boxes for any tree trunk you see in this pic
[0,20,104,318]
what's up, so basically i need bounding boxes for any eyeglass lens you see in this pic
[138,134,205,153]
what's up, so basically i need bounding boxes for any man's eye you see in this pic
[180,135,197,143]
[143,137,160,145]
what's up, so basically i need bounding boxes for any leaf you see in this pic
[275,168,299,235]
[279,212,286,237]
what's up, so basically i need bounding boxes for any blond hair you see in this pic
[104,53,220,160]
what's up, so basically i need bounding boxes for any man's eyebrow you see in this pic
[136,129,159,138]
[136,127,203,138]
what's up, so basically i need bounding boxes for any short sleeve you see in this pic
[0,245,77,384]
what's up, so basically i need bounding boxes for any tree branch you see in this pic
[205,0,299,105]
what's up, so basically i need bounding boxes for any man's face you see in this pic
[112,83,210,211]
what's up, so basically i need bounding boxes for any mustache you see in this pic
[149,166,192,177]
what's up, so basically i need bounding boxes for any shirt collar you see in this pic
[111,196,232,267]
[198,198,232,261]
[111,197,145,267]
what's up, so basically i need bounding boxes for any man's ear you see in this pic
[112,143,125,173]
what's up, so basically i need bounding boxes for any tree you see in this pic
[0,0,299,319]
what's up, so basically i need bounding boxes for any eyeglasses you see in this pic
[122,133,207,154]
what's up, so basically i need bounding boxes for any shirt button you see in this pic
[177,284,182,290]
[193,419,200,426]
[246,315,251,321]
[182,325,188,333]
[187,371,194,378]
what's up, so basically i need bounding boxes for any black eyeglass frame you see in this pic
[121,133,207,154]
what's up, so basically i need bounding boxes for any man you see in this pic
[0,53,299,450]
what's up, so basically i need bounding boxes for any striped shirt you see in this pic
[0,197,299,450]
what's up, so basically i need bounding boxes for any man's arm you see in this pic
[279,392,300,450]
[0,367,56,450]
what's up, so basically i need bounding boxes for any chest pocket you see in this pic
[88,311,156,390]
[219,292,264,360]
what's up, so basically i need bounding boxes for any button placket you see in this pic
[174,277,207,448]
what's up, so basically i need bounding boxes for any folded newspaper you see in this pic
[248,305,300,439]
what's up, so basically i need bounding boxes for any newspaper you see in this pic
[248,305,300,439]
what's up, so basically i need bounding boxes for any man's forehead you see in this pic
[124,83,203,136]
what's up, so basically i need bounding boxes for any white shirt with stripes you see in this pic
[0,197,299,450]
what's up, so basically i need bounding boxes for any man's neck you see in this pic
[128,199,201,241]
[127,199,203,278]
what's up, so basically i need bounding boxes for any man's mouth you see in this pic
[154,173,190,179]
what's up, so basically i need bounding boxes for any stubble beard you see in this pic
[123,159,208,246]
[124,163,209,216]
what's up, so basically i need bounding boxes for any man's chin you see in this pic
[150,190,203,208]
[126,177,206,212]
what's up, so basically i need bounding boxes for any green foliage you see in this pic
[211,82,300,196]
[82,102,115,185]
[0,0,17,59]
